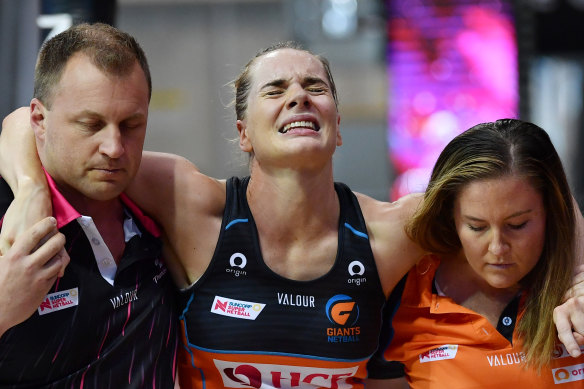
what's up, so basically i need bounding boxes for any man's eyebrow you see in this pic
[75,110,103,119]
[74,110,146,122]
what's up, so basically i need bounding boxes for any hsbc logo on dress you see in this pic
[213,359,359,388]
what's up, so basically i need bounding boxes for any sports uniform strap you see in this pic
[334,182,369,238]
[223,176,251,230]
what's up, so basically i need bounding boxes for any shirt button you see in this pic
[502,316,513,326]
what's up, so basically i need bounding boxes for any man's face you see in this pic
[32,53,149,209]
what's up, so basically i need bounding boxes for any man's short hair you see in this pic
[34,22,151,108]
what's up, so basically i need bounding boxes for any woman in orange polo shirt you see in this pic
[372,119,584,388]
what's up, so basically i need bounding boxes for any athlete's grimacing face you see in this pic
[453,176,546,290]
[236,49,341,168]
[31,52,149,207]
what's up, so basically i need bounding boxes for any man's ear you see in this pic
[236,119,253,153]
[30,98,47,142]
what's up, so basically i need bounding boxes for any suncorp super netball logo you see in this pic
[325,294,360,343]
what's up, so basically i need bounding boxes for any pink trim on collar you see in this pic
[45,170,160,237]
[45,171,81,229]
[120,193,160,237]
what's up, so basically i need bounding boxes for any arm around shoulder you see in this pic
[127,151,225,227]
[0,107,47,192]
[0,107,52,253]
[356,192,426,297]
[127,151,226,287]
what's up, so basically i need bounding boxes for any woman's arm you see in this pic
[0,107,51,254]
[553,198,584,357]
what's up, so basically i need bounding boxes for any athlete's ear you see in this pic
[237,119,253,153]
[336,114,342,146]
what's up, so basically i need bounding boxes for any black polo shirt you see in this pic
[0,174,178,388]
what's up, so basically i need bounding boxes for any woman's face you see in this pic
[453,175,546,290]
[236,48,341,170]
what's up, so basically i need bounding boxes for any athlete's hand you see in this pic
[0,179,52,255]
[554,265,584,357]
[0,217,69,338]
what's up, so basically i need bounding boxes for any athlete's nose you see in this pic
[287,83,310,110]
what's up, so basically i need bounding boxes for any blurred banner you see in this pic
[386,0,519,199]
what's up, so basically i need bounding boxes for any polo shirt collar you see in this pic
[45,170,160,237]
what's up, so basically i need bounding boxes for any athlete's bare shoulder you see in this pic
[130,152,227,287]
[172,155,226,218]
[354,192,425,296]
[355,192,422,225]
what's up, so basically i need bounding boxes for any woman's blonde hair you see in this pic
[407,119,576,369]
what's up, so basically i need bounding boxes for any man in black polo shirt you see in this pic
[0,23,177,388]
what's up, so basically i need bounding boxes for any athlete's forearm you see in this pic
[0,107,47,194]
[0,107,52,255]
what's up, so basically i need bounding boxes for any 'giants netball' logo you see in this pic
[325,295,360,343]
[325,295,359,326]
[214,360,358,388]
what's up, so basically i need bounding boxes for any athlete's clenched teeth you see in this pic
[279,121,320,133]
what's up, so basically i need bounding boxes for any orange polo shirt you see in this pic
[382,255,584,388]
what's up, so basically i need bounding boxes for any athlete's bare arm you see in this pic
[356,192,425,298]
[127,152,225,288]
[0,108,52,254]
[358,194,423,389]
